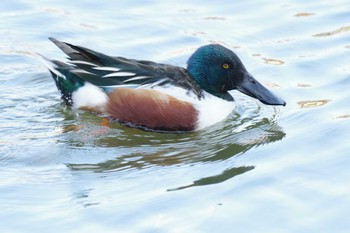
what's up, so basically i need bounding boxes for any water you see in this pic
[1,0,350,232]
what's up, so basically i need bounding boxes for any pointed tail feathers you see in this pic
[38,54,85,105]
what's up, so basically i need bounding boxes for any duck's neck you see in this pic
[187,72,234,102]
[187,64,234,102]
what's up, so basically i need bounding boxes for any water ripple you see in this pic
[63,95,285,184]
[2,0,349,231]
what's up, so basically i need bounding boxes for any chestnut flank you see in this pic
[107,88,198,131]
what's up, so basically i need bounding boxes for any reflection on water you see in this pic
[313,26,350,37]
[336,114,350,119]
[2,0,350,231]
[168,166,255,191]
[262,57,285,65]
[298,99,330,108]
[250,54,285,66]
[66,106,285,189]
[297,83,312,87]
[294,13,316,17]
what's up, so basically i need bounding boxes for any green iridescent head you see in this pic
[187,44,285,106]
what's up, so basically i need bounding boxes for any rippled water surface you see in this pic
[1,1,350,232]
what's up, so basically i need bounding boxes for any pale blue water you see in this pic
[1,1,350,232]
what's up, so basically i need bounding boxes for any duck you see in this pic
[41,37,285,132]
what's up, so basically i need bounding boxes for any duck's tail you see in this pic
[38,54,85,105]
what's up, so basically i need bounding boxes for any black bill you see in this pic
[236,73,286,106]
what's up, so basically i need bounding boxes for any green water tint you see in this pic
[1,0,350,232]
[65,110,285,190]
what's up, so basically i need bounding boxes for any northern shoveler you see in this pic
[41,38,285,131]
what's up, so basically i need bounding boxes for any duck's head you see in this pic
[187,44,286,106]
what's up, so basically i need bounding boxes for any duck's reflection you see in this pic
[167,166,255,191]
[65,110,285,190]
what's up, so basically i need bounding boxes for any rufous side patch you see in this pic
[107,88,198,131]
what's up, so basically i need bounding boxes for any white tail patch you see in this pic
[72,83,108,112]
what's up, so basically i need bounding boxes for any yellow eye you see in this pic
[222,63,230,69]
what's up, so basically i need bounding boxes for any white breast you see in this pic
[195,94,235,129]
[153,86,235,130]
